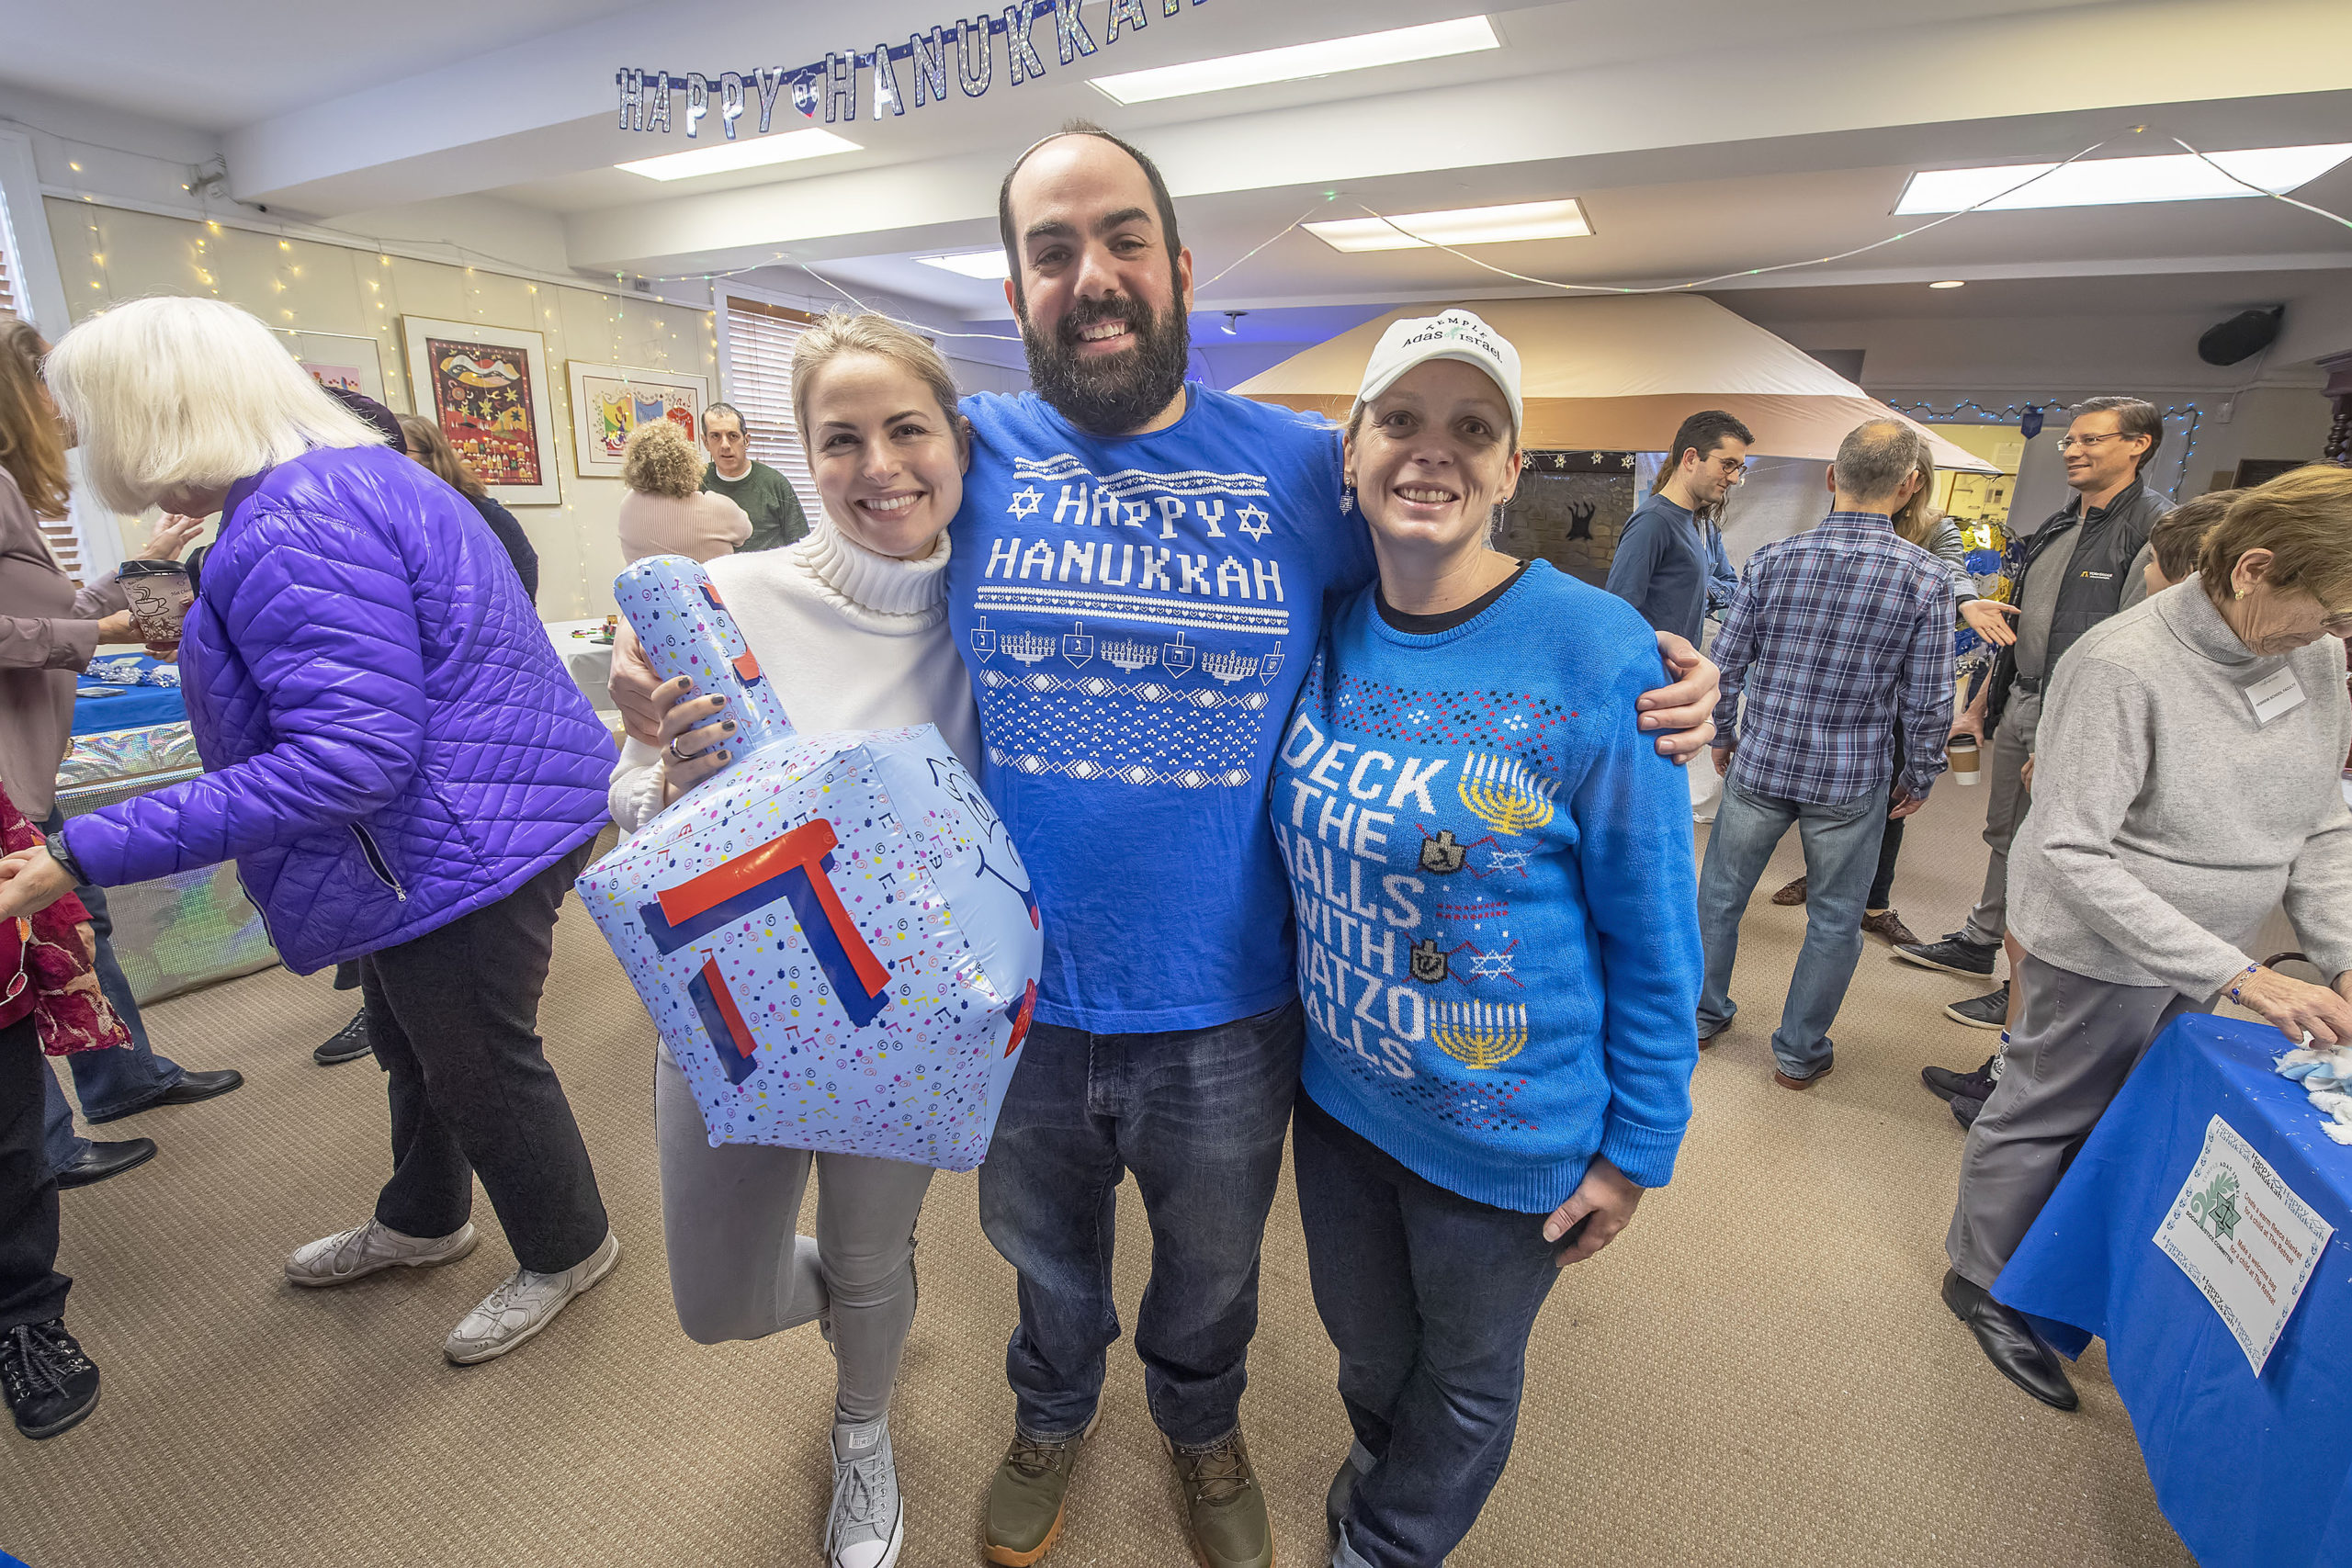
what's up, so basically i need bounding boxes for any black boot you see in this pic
[3,1319,102,1439]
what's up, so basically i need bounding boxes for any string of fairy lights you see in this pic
[53,177,720,619]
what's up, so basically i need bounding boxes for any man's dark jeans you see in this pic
[977,998,1303,1448]
[1293,1095,1562,1568]
[39,808,185,1177]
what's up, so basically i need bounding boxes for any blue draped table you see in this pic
[1996,1014,2352,1568]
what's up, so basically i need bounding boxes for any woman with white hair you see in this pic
[0,297,623,1366]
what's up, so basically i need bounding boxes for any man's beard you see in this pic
[1020,292,1191,438]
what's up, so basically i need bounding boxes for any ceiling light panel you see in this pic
[915,250,1012,279]
[1090,16,1499,106]
[1895,143,2352,214]
[1306,197,1592,254]
[616,128,863,181]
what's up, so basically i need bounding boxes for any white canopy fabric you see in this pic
[1233,294,1998,474]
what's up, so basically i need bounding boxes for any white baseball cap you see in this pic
[1352,309,1524,439]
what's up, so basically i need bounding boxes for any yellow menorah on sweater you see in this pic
[1430,1000,1531,1070]
[1456,751,1558,837]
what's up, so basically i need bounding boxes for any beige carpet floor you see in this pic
[2,791,2197,1568]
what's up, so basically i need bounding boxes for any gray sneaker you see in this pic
[444,1230,619,1364]
[285,1218,477,1287]
[828,1416,904,1568]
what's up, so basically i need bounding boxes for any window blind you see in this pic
[721,296,821,522]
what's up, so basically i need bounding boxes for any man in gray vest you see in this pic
[1899,397,2171,1106]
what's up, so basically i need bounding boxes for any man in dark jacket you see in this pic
[1899,397,2171,1106]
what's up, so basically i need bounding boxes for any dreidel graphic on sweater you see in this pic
[576,555,1043,1169]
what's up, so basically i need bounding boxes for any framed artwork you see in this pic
[277,329,388,407]
[400,317,562,506]
[566,361,711,479]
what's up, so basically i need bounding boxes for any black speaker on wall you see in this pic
[2199,306,2284,367]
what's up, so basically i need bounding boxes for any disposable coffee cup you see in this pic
[1948,735,1980,786]
[117,558,194,643]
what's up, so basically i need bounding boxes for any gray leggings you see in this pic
[654,1047,933,1425]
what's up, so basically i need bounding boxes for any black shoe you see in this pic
[314,1010,374,1066]
[3,1319,101,1438]
[1941,1269,2076,1410]
[1922,1055,1999,1104]
[1945,985,2008,1031]
[1894,934,1998,978]
[1952,1094,1982,1129]
[85,1068,243,1123]
[53,1138,157,1190]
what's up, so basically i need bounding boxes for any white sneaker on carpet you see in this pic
[444,1230,619,1365]
[285,1218,477,1288]
[827,1415,904,1568]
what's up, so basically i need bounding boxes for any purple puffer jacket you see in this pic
[62,445,613,974]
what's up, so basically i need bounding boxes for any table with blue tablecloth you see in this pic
[1996,1015,2351,1568]
[73,653,187,734]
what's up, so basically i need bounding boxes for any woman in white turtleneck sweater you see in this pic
[607,315,974,1568]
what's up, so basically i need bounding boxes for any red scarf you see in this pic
[0,789,132,1055]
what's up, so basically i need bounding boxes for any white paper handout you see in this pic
[2155,1115,2336,1375]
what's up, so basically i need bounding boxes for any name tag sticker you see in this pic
[2242,666,2305,727]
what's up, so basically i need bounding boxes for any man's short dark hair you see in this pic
[997,119,1183,310]
[704,401,744,431]
[2151,489,2234,580]
[1662,410,1754,476]
[2073,395,2164,474]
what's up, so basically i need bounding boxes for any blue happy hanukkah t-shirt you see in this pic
[948,385,1375,1032]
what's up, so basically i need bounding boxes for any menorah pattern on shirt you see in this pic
[1430,999,1531,1071]
[1456,751,1560,837]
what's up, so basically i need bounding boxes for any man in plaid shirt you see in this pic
[1695,420,1956,1088]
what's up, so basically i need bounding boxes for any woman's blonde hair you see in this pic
[620,418,704,499]
[1890,449,1940,546]
[0,318,71,518]
[394,412,487,501]
[2199,464,2352,609]
[788,312,966,457]
[42,296,384,514]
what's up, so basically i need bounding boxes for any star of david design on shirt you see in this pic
[1007,485,1043,519]
[1236,503,1271,542]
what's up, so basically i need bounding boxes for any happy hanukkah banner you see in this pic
[616,0,1209,140]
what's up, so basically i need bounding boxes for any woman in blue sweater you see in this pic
[1273,311,1702,1568]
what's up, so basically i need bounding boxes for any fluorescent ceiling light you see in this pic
[1895,143,2352,213]
[1306,197,1592,254]
[616,128,862,182]
[1090,16,1498,106]
[915,250,1012,280]
[1929,279,1966,288]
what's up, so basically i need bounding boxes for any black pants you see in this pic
[1,1012,69,1331]
[1866,728,1909,912]
[360,840,609,1274]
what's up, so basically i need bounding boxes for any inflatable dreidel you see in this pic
[577,555,1043,1170]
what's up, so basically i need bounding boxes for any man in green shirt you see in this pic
[699,401,808,552]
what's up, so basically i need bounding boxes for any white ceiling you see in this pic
[16,0,2352,360]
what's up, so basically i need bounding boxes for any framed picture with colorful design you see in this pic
[399,317,562,506]
[565,361,710,480]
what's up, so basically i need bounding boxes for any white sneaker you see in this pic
[827,1416,904,1568]
[285,1218,477,1287]
[443,1230,620,1365]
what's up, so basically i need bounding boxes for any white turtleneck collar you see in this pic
[794,513,952,620]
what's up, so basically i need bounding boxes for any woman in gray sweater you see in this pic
[1943,465,2352,1412]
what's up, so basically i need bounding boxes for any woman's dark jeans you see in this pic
[1294,1094,1562,1568]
